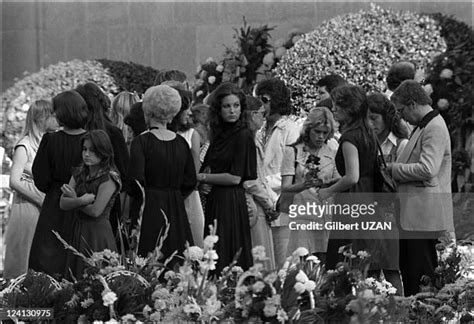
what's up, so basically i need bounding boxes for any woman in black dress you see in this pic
[75,82,129,238]
[320,86,400,289]
[129,85,196,261]
[30,90,88,277]
[318,85,378,269]
[198,82,257,273]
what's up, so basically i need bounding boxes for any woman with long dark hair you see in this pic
[198,82,257,272]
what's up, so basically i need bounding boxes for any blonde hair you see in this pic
[296,107,336,146]
[142,85,181,124]
[110,91,140,138]
[19,100,53,148]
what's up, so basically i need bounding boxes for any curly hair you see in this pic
[331,85,377,149]
[294,107,336,146]
[207,82,247,141]
[142,85,181,124]
[367,92,409,139]
[75,82,112,131]
[255,78,292,116]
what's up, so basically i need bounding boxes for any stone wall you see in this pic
[1,1,472,91]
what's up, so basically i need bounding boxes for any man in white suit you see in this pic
[387,80,454,296]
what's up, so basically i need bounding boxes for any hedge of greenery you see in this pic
[1,59,158,153]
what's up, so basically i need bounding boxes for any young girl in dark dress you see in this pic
[198,82,257,273]
[60,130,121,278]
[30,91,88,277]
[75,82,129,238]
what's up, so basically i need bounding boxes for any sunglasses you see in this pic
[259,96,271,104]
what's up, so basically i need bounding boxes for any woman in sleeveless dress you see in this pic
[4,100,55,280]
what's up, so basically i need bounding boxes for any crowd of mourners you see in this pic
[3,61,454,297]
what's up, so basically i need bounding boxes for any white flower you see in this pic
[105,320,119,324]
[357,250,371,259]
[164,270,176,281]
[306,255,321,264]
[440,68,453,79]
[437,98,449,111]
[294,282,306,294]
[304,280,316,291]
[134,256,147,267]
[360,289,375,299]
[204,249,218,260]
[295,270,309,283]
[21,103,30,112]
[252,245,267,261]
[262,52,275,66]
[216,64,224,72]
[208,76,216,85]
[277,309,289,322]
[387,287,397,295]
[185,246,204,261]
[154,299,167,310]
[264,272,278,284]
[203,235,219,249]
[252,281,266,293]
[206,57,214,63]
[183,303,202,315]
[196,90,204,98]
[263,304,278,317]
[101,290,117,306]
[80,298,94,308]
[143,304,152,316]
[292,247,309,257]
[121,314,136,322]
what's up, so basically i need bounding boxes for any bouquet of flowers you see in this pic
[304,154,323,187]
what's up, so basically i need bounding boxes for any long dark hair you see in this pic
[367,92,409,139]
[168,87,193,132]
[331,85,377,150]
[75,82,112,131]
[207,82,248,141]
[80,129,116,172]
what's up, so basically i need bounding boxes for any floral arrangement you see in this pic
[193,17,303,102]
[2,235,473,322]
[273,3,447,113]
[424,13,473,152]
[1,59,158,153]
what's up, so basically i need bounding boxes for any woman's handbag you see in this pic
[275,146,297,214]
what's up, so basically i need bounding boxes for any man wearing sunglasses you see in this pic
[254,78,300,268]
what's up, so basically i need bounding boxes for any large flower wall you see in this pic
[273,4,447,113]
